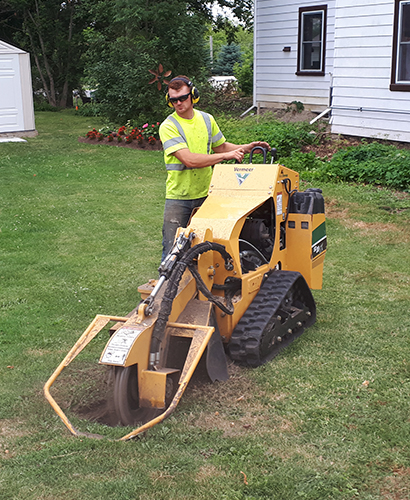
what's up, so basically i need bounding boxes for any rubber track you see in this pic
[228,271,316,367]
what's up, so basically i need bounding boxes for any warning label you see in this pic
[276,193,283,215]
[100,327,143,365]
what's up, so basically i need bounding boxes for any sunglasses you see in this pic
[168,92,191,104]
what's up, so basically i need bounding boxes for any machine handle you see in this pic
[270,147,277,163]
[248,146,277,164]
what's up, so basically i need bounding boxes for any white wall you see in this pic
[0,40,35,135]
[330,0,410,142]
[0,50,24,132]
[254,0,336,111]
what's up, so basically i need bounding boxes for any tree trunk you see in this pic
[59,81,73,108]
[59,1,74,108]
[27,4,57,106]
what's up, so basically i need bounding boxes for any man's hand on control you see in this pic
[225,148,245,163]
[245,141,270,153]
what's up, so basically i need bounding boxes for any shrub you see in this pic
[34,101,61,112]
[323,142,410,190]
[280,151,325,181]
[219,115,317,158]
[233,58,253,96]
[75,102,105,117]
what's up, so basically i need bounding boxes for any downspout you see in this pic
[309,72,331,125]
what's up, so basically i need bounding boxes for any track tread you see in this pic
[228,271,316,367]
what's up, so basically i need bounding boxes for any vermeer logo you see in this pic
[234,166,254,186]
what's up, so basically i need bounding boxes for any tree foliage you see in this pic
[233,32,253,95]
[0,0,254,115]
[83,0,211,123]
[213,43,242,75]
[0,0,90,107]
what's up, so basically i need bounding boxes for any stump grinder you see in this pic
[44,147,326,440]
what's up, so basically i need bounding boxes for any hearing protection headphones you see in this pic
[165,77,200,108]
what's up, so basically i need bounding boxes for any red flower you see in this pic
[86,130,97,139]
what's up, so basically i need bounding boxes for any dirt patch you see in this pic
[0,418,27,439]
[78,136,163,151]
[180,362,291,438]
[264,106,320,124]
[194,464,227,484]
[324,198,350,220]
[325,197,410,243]
[301,134,363,160]
[60,358,241,429]
[61,357,289,435]
[0,418,27,458]
[379,466,410,500]
[70,366,121,427]
[50,362,121,428]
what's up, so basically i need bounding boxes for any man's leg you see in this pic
[162,198,206,260]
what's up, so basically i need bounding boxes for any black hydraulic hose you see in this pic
[149,242,234,361]
[187,263,234,315]
[283,178,297,224]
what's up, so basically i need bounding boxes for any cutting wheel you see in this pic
[113,365,160,426]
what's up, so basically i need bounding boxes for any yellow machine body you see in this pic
[189,163,325,341]
[44,161,326,440]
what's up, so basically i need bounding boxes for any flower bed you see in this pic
[79,122,163,151]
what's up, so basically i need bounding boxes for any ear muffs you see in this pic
[165,77,200,107]
[166,92,175,108]
[191,85,200,104]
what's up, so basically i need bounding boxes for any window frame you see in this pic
[296,5,327,77]
[390,0,410,91]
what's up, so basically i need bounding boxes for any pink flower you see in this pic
[142,123,148,129]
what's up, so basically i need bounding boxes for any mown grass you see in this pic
[1,110,409,499]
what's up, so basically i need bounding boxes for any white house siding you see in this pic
[331,0,410,142]
[0,40,36,136]
[254,0,336,111]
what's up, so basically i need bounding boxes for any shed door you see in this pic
[0,54,24,133]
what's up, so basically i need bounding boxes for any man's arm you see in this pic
[172,140,271,169]
[172,147,245,169]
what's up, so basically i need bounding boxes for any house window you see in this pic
[391,0,410,91]
[297,5,327,76]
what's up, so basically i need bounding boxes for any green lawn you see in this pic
[0,110,409,499]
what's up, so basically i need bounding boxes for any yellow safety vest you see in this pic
[159,109,226,199]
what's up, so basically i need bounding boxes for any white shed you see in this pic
[254,0,410,143]
[0,40,36,137]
